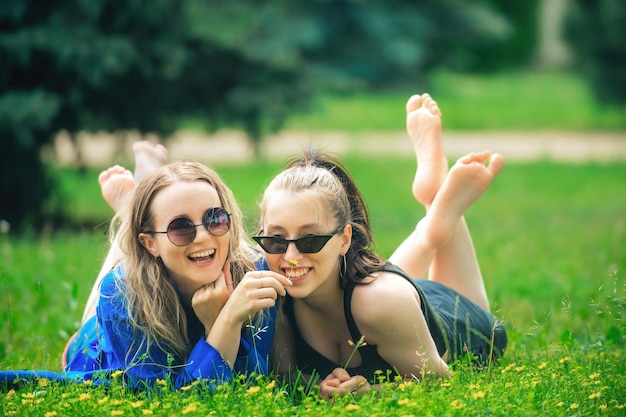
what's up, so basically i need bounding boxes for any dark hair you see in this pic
[260,148,386,288]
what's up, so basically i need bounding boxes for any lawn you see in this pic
[284,70,626,132]
[2,157,625,416]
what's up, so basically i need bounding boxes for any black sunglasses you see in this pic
[252,226,344,254]
[146,207,231,246]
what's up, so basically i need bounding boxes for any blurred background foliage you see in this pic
[1,0,624,232]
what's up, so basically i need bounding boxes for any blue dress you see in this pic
[1,259,276,390]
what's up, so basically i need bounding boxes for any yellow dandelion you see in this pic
[38,378,49,387]
[247,386,261,394]
[599,404,608,411]
[469,383,480,389]
[6,389,16,397]
[589,372,600,379]
[505,382,512,388]
[501,363,516,373]
[556,401,564,407]
[288,259,299,267]
[398,381,412,391]
[111,411,124,416]
[98,397,109,404]
[110,399,122,406]
[345,404,360,411]
[180,384,194,391]
[266,380,276,390]
[156,379,167,386]
[398,399,410,406]
[22,392,35,399]
[559,356,570,364]
[79,393,92,401]
[182,403,198,415]
[35,398,44,405]
[44,412,57,417]
[142,411,154,415]
[570,403,579,410]
[131,400,144,408]
[537,362,547,369]
[589,392,602,399]
[515,365,525,372]
[111,370,124,379]
[450,399,464,410]
[83,380,93,386]
[472,391,486,400]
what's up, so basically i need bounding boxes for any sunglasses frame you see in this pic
[146,207,231,246]
[252,225,344,254]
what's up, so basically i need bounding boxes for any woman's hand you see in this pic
[222,270,292,325]
[191,263,235,336]
[203,269,292,366]
[319,368,371,399]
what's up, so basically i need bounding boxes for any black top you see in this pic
[282,263,448,381]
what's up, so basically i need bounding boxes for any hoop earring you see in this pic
[339,254,347,280]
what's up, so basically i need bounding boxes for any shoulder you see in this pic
[351,271,421,326]
[100,265,126,297]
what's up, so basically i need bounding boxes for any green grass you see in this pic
[2,159,626,415]
[284,70,626,131]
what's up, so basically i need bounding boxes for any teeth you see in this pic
[189,249,215,258]
[286,268,309,278]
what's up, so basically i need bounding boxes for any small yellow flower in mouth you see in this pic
[288,259,299,267]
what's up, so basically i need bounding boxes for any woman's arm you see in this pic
[352,272,451,380]
[97,271,266,389]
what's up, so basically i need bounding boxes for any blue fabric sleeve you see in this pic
[97,268,268,389]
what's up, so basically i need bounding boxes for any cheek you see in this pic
[265,254,283,272]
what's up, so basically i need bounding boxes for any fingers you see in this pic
[319,372,371,399]
[240,270,293,297]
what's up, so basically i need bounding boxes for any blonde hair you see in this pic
[110,160,258,361]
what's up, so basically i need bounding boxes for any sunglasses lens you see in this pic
[167,218,197,246]
[254,237,287,254]
[295,235,331,254]
[205,208,231,236]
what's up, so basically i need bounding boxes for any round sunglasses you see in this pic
[252,225,344,254]
[146,207,231,246]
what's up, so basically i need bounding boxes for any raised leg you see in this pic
[81,166,136,324]
[424,152,504,311]
[406,93,448,207]
[81,141,168,324]
[390,151,503,311]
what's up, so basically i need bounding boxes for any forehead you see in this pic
[151,180,221,216]
[263,189,334,230]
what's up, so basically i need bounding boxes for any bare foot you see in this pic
[420,151,504,248]
[132,140,168,183]
[406,94,448,207]
[98,165,136,212]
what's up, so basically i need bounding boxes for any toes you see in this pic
[406,94,423,113]
[488,153,504,175]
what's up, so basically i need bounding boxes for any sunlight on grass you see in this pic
[285,70,626,131]
[2,160,625,415]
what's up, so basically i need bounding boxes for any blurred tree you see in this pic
[1,0,508,232]
[565,0,626,104]
[0,0,311,231]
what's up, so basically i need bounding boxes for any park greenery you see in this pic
[2,0,625,232]
[1,159,625,415]
[1,1,625,414]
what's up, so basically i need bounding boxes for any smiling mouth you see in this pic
[188,249,216,263]
[284,267,310,279]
